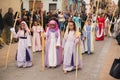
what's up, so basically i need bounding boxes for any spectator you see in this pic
[43,10,47,30]
[0,8,4,48]
[4,8,14,45]
[22,10,29,27]
[45,12,51,25]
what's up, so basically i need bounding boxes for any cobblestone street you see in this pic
[0,37,119,80]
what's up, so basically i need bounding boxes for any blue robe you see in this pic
[84,25,93,54]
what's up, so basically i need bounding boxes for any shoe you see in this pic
[85,51,88,53]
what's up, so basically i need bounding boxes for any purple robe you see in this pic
[45,28,62,67]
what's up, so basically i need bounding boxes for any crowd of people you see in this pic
[0,7,120,73]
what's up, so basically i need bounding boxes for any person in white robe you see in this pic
[83,19,94,54]
[32,21,43,52]
[45,20,62,68]
[62,21,82,73]
[10,21,32,68]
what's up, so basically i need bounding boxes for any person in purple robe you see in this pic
[45,20,62,68]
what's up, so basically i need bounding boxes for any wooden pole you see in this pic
[75,31,81,80]
[72,1,74,15]
[92,0,100,52]
[41,12,45,71]
[95,0,100,16]
[75,1,82,79]
[5,1,22,69]
[90,0,97,53]
[75,44,79,80]
[29,0,36,69]
[29,0,36,30]
[40,0,45,71]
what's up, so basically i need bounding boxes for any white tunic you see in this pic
[48,32,60,67]
[32,26,42,52]
[13,30,32,67]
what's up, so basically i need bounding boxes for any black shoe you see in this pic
[85,51,88,53]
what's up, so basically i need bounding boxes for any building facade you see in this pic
[84,0,91,13]
[29,0,62,12]
[0,0,21,15]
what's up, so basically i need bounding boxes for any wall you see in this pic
[22,0,29,11]
[0,0,21,16]
[43,0,62,12]
[84,0,91,13]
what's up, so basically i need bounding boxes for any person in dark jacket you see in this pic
[0,8,4,48]
[0,9,4,37]
[4,8,14,45]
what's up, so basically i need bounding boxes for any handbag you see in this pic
[109,58,120,79]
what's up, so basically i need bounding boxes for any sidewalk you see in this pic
[99,39,120,80]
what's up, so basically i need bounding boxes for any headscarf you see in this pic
[21,21,30,32]
[46,20,59,39]
[48,20,59,31]
[17,21,30,37]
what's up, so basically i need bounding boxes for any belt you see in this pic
[20,37,27,39]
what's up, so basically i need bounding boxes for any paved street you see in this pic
[0,37,119,80]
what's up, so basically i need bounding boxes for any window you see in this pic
[53,0,57,1]
[49,4,57,12]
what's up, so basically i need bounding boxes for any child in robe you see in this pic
[45,20,62,68]
[83,19,94,54]
[10,21,32,68]
[31,21,43,52]
[62,21,82,74]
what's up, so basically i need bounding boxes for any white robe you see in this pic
[13,30,32,67]
[47,31,60,67]
[32,26,43,52]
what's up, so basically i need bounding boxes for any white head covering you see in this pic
[17,21,30,37]
[21,21,30,32]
